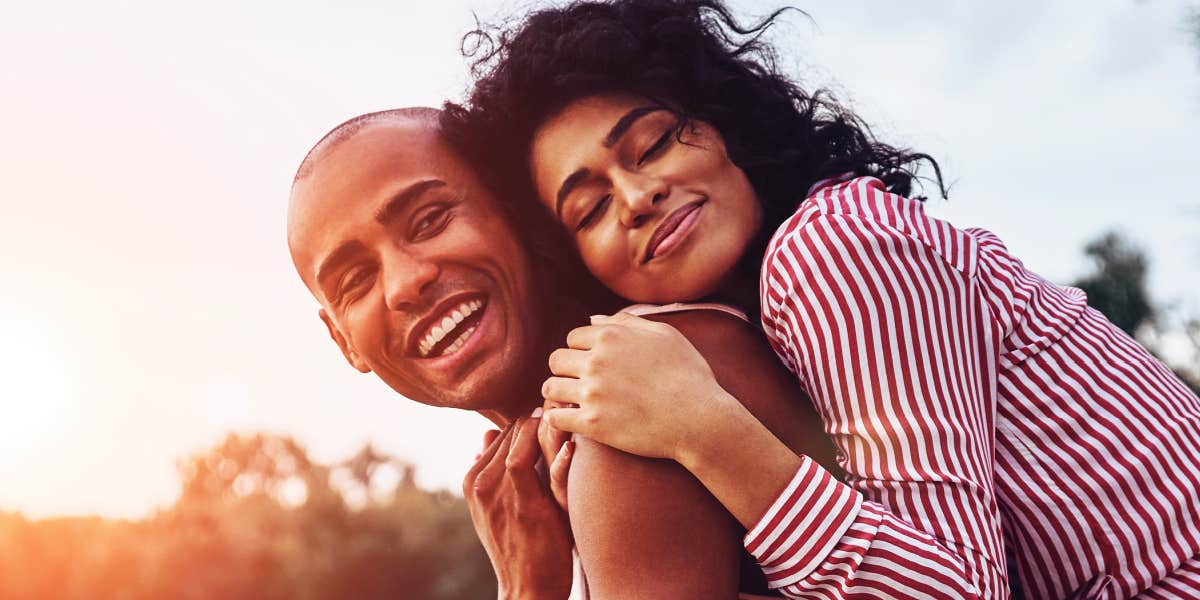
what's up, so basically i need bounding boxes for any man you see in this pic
[287,107,581,598]
[286,108,753,599]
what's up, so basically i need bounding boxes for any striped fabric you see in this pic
[748,176,1200,599]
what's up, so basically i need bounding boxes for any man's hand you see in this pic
[464,416,574,600]
[537,407,574,512]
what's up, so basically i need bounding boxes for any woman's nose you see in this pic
[614,172,668,229]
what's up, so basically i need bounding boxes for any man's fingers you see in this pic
[506,417,541,472]
[547,347,588,378]
[543,406,589,435]
[549,440,573,512]
[480,428,501,454]
[541,376,584,405]
[466,424,508,486]
[474,424,515,491]
[538,409,572,465]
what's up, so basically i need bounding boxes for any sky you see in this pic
[0,0,1197,519]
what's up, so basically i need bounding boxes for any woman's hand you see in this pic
[463,417,573,600]
[541,312,737,463]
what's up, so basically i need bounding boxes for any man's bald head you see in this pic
[292,107,441,186]
[284,107,555,415]
[288,107,447,293]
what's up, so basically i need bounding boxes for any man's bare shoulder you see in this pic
[567,434,742,599]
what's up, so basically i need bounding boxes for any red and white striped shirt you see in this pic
[747,177,1200,599]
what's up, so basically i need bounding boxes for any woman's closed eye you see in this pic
[576,194,612,231]
[637,126,676,166]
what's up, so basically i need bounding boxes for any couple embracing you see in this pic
[286,2,1200,598]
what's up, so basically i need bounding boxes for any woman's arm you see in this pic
[544,310,837,527]
[560,310,837,599]
[752,181,1008,598]
[547,189,1010,597]
[546,309,996,600]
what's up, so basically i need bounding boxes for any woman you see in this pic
[446,1,1200,598]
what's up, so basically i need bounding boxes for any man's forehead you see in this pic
[287,119,497,286]
[290,123,436,270]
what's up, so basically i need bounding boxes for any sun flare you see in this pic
[0,317,71,474]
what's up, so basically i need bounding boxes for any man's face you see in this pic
[288,119,542,415]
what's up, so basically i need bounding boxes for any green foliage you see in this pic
[0,434,496,600]
[1189,6,1200,61]
[1070,231,1156,336]
[1069,230,1200,397]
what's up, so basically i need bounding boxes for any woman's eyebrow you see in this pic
[555,168,591,220]
[553,105,666,218]
[602,105,665,148]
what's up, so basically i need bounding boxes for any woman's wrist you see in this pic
[675,389,757,472]
[674,389,806,528]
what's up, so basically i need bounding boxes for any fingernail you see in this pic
[531,406,543,418]
[589,314,608,322]
[556,440,572,459]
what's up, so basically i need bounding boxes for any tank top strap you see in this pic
[618,302,751,324]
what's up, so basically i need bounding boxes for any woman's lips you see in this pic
[642,201,705,263]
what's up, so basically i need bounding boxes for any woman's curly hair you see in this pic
[441,0,943,296]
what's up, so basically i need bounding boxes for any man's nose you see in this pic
[613,170,667,229]
[382,249,440,311]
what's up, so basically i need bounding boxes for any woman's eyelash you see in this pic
[577,195,612,230]
[637,127,675,165]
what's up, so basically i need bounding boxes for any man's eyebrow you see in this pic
[555,168,591,221]
[374,178,447,225]
[315,240,367,295]
[602,105,665,148]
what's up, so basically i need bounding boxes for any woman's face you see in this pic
[530,93,762,303]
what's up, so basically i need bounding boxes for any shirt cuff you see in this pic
[743,456,863,587]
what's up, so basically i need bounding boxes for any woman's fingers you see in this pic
[565,324,602,350]
[544,406,589,436]
[549,440,573,511]
[547,347,588,378]
[592,311,662,331]
[542,376,584,405]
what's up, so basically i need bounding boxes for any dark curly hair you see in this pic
[442,0,944,305]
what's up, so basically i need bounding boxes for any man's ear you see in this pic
[319,308,371,373]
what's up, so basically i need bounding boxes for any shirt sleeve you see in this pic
[751,202,1008,598]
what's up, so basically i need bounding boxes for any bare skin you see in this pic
[465,417,574,600]
[555,310,838,599]
[289,113,817,598]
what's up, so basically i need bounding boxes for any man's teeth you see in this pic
[440,324,477,356]
[419,299,484,357]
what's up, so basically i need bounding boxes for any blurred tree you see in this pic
[1189,6,1200,59]
[0,434,496,600]
[1070,231,1156,336]
[1069,231,1199,396]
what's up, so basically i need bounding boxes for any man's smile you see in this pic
[406,292,490,359]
